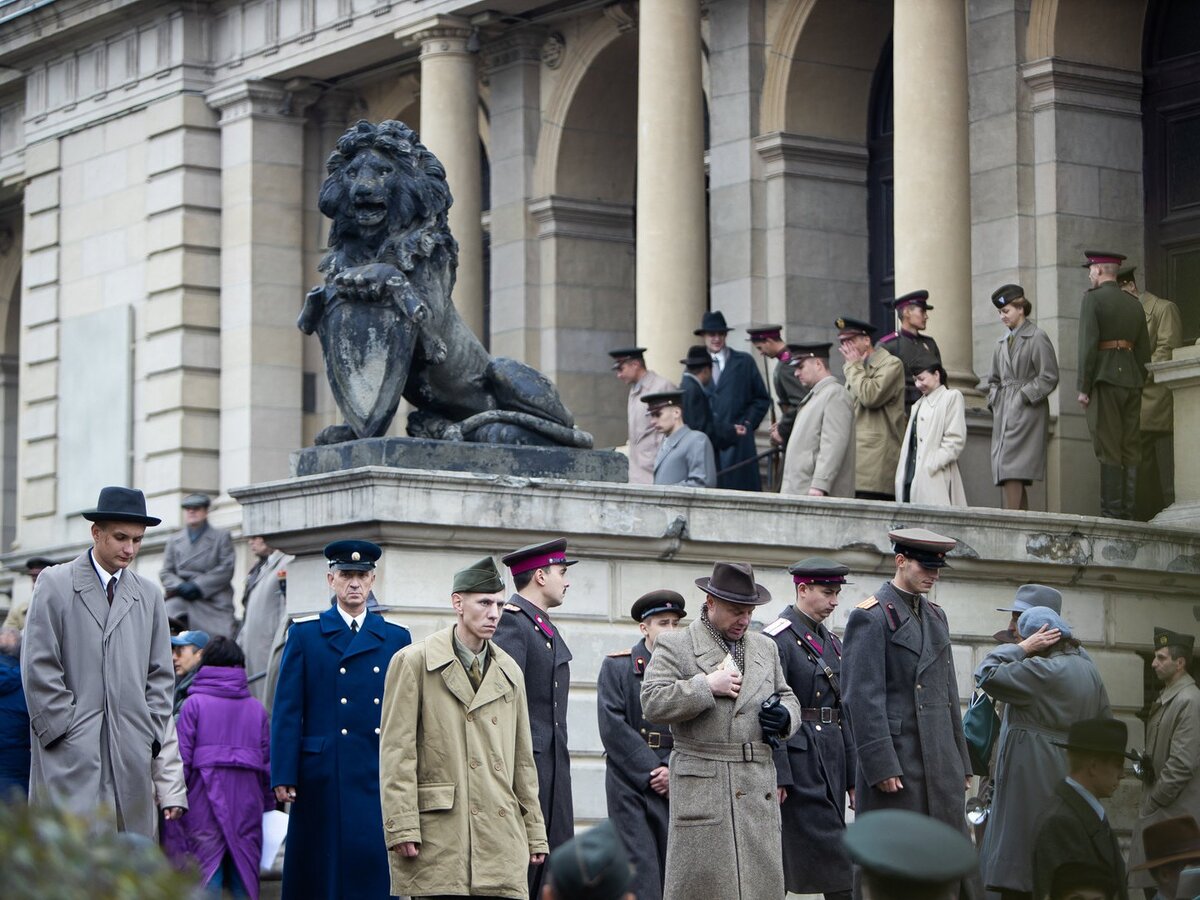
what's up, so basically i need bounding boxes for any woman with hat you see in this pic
[985,284,1060,511]
[641,562,800,900]
[976,602,1111,900]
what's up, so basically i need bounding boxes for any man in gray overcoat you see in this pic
[236,535,292,704]
[780,343,856,498]
[22,486,173,837]
[841,528,978,899]
[641,561,801,900]
[160,493,236,638]
[643,390,716,487]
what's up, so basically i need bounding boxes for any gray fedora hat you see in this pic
[997,583,1062,615]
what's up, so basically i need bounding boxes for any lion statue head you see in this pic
[318,119,457,277]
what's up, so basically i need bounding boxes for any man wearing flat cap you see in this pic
[494,538,578,896]
[780,342,856,498]
[544,819,634,900]
[641,561,800,900]
[380,556,548,899]
[745,325,808,449]
[837,317,905,500]
[693,310,771,491]
[878,290,942,413]
[843,809,978,900]
[610,347,675,485]
[1032,717,1135,900]
[597,590,686,900]
[763,558,857,899]
[270,540,411,900]
[841,528,979,897]
[22,486,173,837]
[1077,250,1151,519]
[160,493,236,638]
[643,390,716,487]
[1130,627,1200,893]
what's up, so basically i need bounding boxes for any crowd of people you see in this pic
[0,486,1195,900]
[614,251,1180,521]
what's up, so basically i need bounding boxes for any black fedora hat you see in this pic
[680,345,713,368]
[693,310,732,335]
[695,561,771,606]
[81,486,161,526]
[1053,717,1132,757]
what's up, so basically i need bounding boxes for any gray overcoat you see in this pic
[653,425,716,487]
[780,375,856,498]
[236,549,292,704]
[161,523,236,638]
[986,319,1059,484]
[22,552,174,837]
[641,619,801,900]
[975,642,1111,893]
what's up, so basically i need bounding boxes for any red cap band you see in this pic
[508,553,566,575]
[793,575,846,585]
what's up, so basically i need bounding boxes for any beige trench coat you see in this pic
[896,385,967,506]
[1129,673,1200,888]
[780,375,856,497]
[641,619,801,900]
[22,553,174,837]
[627,370,676,484]
[986,319,1059,484]
[380,626,548,900]
[1140,291,1183,432]
[843,347,905,494]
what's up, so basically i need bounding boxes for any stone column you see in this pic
[207,80,306,491]
[403,17,485,342]
[892,0,974,390]
[636,0,707,376]
[1149,347,1200,528]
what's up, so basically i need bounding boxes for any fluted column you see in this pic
[893,0,974,389]
[636,0,707,376]
[404,17,485,341]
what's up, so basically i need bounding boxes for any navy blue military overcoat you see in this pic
[270,606,411,900]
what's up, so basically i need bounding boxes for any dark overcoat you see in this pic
[493,594,574,897]
[879,329,942,412]
[707,349,770,490]
[597,639,672,900]
[161,523,236,638]
[681,372,736,453]
[270,606,411,900]
[765,606,856,894]
[841,582,971,825]
[772,353,809,444]
[1032,781,1129,900]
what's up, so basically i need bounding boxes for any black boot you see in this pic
[1099,464,1123,518]
[1123,466,1139,520]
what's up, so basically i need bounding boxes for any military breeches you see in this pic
[1086,383,1140,465]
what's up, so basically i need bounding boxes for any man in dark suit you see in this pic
[495,538,577,898]
[159,493,236,637]
[694,311,771,491]
[596,590,685,900]
[270,540,411,900]
[1033,717,1133,900]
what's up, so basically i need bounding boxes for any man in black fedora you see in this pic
[22,486,173,838]
[1032,717,1134,900]
[642,561,800,900]
[694,311,770,491]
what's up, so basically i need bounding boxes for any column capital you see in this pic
[396,15,475,58]
[205,79,302,125]
[481,27,546,74]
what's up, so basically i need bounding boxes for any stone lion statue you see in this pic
[298,119,593,449]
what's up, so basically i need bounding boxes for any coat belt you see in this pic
[1098,339,1133,351]
[673,736,772,762]
[799,707,841,724]
[640,728,674,750]
[1006,722,1067,742]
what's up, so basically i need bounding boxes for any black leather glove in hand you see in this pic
[759,695,789,748]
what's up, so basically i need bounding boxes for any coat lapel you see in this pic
[691,620,729,673]
[916,600,950,676]
[733,636,770,716]
[885,596,923,657]
[71,554,110,631]
[342,611,386,662]
[469,648,518,713]
[104,574,140,639]
[320,606,353,657]
[173,526,214,568]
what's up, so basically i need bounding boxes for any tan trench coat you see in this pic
[843,347,905,494]
[22,552,174,837]
[627,370,676,484]
[1128,672,1200,888]
[780,375,856,497]
[641,619,801,900]
[1140,291,1183,433]
[986,319,1059,484]
[380,626,548,900]
[896,385,967,506]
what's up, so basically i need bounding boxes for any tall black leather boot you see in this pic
[1122,466,1139,521]
[1099,464,1123,518]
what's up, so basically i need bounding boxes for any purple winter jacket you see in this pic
[163,665,273,897]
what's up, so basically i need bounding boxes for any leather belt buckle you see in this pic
[820,707,833,725]
[646,731,661,749]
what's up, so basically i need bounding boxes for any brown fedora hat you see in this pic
[694,562,771,606]
[1132,816,1200,871]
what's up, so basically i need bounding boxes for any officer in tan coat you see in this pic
[836,317,905,500]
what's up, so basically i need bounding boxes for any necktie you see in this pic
[711,355,722,386]
[468,658,483,690]
[106,577,116,605]
[350,620,358,633]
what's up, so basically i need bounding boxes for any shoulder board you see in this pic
[856,597,878,609]
[762,618,791,636]
[878,332,898,343]
[607,649,632,658]
[504,603,522,613]
[292,613,320,623]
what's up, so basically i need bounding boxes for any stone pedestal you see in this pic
[1150,346,1200,528]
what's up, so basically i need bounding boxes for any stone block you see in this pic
[22,321,57,363]
[23,139,60,178]
[146,208,221,254]
[1098,167,1142,223]
[24,175,59,215]
[142,450,219,501]
[20,474,55,518]
[1109,592,1198,646]
[1087,649,1146,710]
[970,165,1019,222]
[20,434,57,479]
[146,246,220,293]
[969,67,1019,123]
[146,129,221,176]
[144,288,221,335]
[144,369,220,414]
[21,398,56,440]
[145,93,219,138]
[143,328,220,375]
[146,167,222,214]
[79,230,126,277]
[1053,108,1141,171]
[21,284,58,326]
[968,11,1016,75]
[20,359,57,402]
[25,209,58,250]
[970,112,1018,174]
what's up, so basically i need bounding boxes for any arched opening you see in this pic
[867,34,894,337]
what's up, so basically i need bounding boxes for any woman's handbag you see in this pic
[963,689,1000,776]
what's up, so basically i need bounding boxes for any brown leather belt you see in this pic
[641,728,674,750]
[1098,339,1133,351]
[800,707,841,725]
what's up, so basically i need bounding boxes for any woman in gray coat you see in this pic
[975,601,1110,900]
[986,285,1060,510]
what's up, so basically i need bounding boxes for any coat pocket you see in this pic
[301,736,326,753]
[888,716,902,736]
[671,756,721,827]
[417,782,456,813]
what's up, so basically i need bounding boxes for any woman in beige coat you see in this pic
[896,364,968,506]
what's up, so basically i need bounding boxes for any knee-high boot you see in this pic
[1100,464,1123,518]
[1122,466,1139,521]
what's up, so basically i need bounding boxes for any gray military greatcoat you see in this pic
[986,318,1060,484]
[653,425,716,487]
[160,523,236,638]
[641,618,801,900]
[236,549,292,704]
[22,552,174,837]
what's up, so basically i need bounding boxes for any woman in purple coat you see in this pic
[165,636,273,898]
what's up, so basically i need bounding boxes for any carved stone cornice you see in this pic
[754,133,868,184]
[1021,58,1142,118]
[528,195,634,243]
[206,79,298,124]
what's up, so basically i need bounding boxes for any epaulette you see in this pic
[762,618,790,636]
[878,332,898,343]
[607,649,632,658]
[856,597,878,609]
[928,601,948,624]
[504,603,522,613]
[292,614,320,623]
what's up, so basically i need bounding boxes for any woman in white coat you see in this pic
[896,364,968,506]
